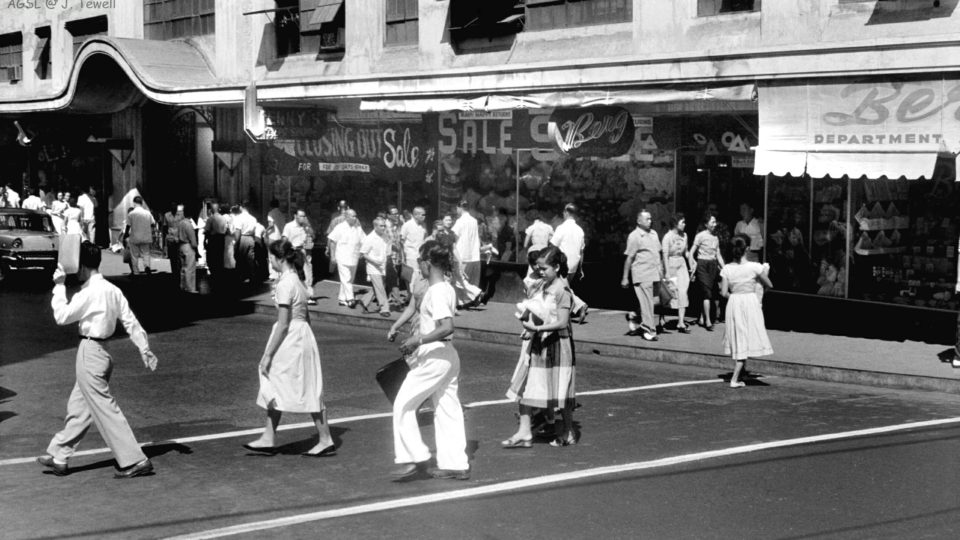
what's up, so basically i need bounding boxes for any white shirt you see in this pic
[327,221,364,266]
[22,195,44,211]
[525,219,554,251]
[51,273,150,354]
[4,188,20,207]
[735,218,764,251]
[127,206,155,244]
[400,218,427,268]
[360,231,389,276]
[77,193,96,222]
[282,220,307,249]
[417,281,456,356]
[550,218,585,270]
[63,207,83,234]
[452,212,480,263]
[233,210,259,236]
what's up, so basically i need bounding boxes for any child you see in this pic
[719,234,774,388]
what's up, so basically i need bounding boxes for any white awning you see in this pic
[806,151,938,180]
[360,84,756,113]
[753,149,806,177]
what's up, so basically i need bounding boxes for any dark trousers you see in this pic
[236,236,257,282]
[167,241,181,284]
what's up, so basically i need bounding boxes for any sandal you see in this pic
[730,381,746,388]
[501,437,533,449]
[677,325,691,334]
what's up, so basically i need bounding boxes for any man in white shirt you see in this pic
[451,200,481,288]
[232,202,260,283]
[327,209,365,308]
[37,242,159,478]
[3,183,20,208]
[282,208,316,302]
[126,196,156,275]
[524,209,554,254]
[359,217,392,316]
[734,202,764,262]
[399,206,427,288]
[20,187,45,211]
[550,203,586,288]
[77,186,98,245]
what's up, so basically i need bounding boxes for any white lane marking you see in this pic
[166,415,960,540]
[1,379,720,466]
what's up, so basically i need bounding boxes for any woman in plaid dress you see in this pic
[503,245,578,448]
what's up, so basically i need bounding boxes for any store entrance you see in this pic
[676,152,764,248]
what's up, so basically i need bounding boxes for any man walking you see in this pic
[282,208,317,303]
[551,203,586,288]
[621,209,663,342]
[327,208,365,308]
[178,210,199,294]
[37,242,159,478]
[203,202,228,289]
[399,206,428,288]
[127,196,156,275]
[451,200,481,290]
[77,186,98,245]
[232,202,259,283]
[163,203,184,285]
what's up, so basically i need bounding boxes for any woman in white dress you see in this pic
[243,240,335,456]
[719,234,774,388]
[392,239,470,481]
[49,192,67,234]
[62,194,83,235]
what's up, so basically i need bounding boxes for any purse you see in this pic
[375,357,409,405]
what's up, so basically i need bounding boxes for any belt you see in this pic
[79,335,106,342]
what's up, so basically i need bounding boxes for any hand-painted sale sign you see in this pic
[548,106,635,157]
[263,116,430,178]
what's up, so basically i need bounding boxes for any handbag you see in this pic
[375,357,409,405]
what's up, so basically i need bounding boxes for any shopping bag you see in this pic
[58,233,82,274]
[122,246,132,264]
[658,278,675,305]
[375,357,409,405]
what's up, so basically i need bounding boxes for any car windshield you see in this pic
[0,214,55,232]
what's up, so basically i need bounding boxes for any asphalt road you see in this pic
[3,275,960,539]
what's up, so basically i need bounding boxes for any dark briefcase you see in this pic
[375,357,409,405]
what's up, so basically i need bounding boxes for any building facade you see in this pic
[1,0,959,314]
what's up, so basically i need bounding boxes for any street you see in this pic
[3,277,960,540]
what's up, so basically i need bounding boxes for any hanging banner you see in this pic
[261,115,432,179]
[548,106,635,158]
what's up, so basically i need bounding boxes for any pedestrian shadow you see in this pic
[0,411,17,423]
[45,443,193,475]
[718,372,770,387]
[0,386,16,424]
[242,426,349,456]
[937,348,957,364]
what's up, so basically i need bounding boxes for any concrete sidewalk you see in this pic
[95,250,960,394]
[255,279,960,394]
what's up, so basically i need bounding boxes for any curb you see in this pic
[254,303,960,395]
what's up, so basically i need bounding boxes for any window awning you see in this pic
[360,83,757,113]
[301,0,343,34]
[754,79,960,180]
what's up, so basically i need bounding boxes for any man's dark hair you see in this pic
[133,195,143,205]
[79,241,101,270]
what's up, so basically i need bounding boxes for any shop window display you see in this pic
[765,176,814,293]
[811,177,848,297]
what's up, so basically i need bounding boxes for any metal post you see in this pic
[516,148,521,263]
[808,175,814,256]
[763,173,769,263]
[845,176,852,298]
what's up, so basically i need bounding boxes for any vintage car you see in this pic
[0,207,59,280]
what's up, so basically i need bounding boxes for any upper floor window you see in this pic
[66,15,108,58]
[34,26,51,80]
[385,0,418,46]
[449,0,524,43]
[698,0,761,16]
[144,0,215,40]
[0,32,23,84]
[525,0,631,31]
[301,0,345,54]
[275,0,301,57]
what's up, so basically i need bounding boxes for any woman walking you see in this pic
[392,240,470,480]
[719,235,774,388]
[661,213,694,333]
[690,212,725,331]
[244,240,335,457]
[502,245,578,448]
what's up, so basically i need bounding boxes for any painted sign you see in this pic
[758,78,960,153]
[433,110,555,158]
[262,119,432,178]
[548,106,635,158]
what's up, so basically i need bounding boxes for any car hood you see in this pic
[0,232,59,251]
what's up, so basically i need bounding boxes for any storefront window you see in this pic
[766,175,813,293]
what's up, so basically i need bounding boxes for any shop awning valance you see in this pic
[754,79,960,180]
[359,84,757,113]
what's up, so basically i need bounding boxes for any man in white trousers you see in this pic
[326,209,365,308]
[37,241,159,478]
[452,200,481,290]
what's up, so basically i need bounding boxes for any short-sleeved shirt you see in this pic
[551,218,585,269]
[418,281,456,355]
[452,213,480,263]
[400,219,427,268]
[77,194,96,222]
[127,206,155,244]
[234,211,259,236]
[735,218,764,251]
[525,220,553,251]
[327,221,364,266]
[661,230,688,259]
[360,231,389,276]
[624,227,662,283]
[720,261,766,295]
[692,230,720,261]
[282,220,308,249]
